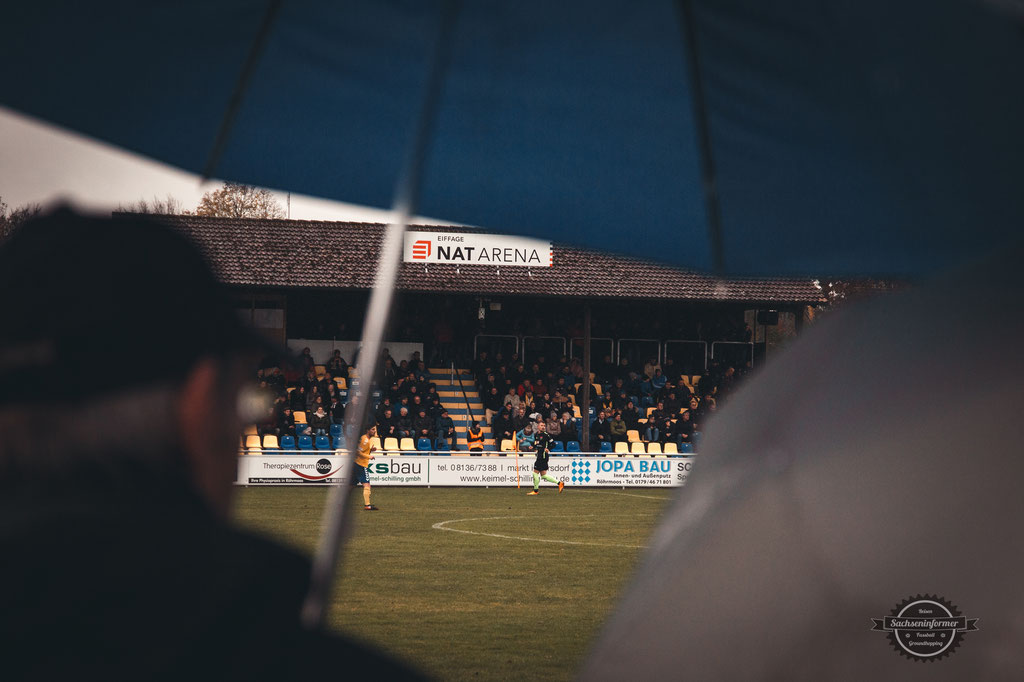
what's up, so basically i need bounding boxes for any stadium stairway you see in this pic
[428,368,495,453]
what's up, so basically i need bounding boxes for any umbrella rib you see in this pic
[300,0,463,631]
[201,0,284,180]
[676,0,726,274]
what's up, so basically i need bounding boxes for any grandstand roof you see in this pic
[121,215,825,304]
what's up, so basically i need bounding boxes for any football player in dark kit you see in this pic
[526,420,564,495]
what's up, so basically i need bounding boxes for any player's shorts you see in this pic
[533,458,550,473]
[352,463,370,485]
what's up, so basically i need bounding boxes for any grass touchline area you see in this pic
[234,486,674,681]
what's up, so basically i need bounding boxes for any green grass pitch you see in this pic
[233,485,674,680]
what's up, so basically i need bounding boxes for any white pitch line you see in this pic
[432,515,648,549]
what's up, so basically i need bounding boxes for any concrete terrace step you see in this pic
[429,381,477,390]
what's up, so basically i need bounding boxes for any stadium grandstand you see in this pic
[115,214,824,454]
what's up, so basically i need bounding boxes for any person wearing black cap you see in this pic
[0,209,422,680]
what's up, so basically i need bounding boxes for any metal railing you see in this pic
[569,336,613,362]
[616,338,661,365]
[473,334,519,360]
[664,339,708,372]
[710,341,754,368]
[522,335,566,365]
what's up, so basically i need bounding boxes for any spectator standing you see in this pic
[378,408,398,441]
[326,350,348,378]
[591,411,612,451]
[466,422,484,454]
[277,406,296,438]
[328,396,345,425]
[677,409,695,449]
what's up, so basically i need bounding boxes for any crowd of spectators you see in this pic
[251,342,750,453]
[253,346,460,449]
[472,349,750,452]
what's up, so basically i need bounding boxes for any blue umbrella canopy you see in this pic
[3,0,1021,276]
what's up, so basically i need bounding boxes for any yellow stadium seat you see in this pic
[663,442,678,455]
[572,405,582,419]
[647,442,662,455]
[314,364,327,378]
[614,441,629,454]
[626,429,640,442]
[574,383,582,392]
[293,411,307,424]
[335,377,347,389]
[400,437,416,451]
[370,436,382,450]
[592,384,603,395]
[245,435,261,451]
[262,434,279,449]
[646,407,657,419]
[384,437,399,452]
[348,367,360,379]
[243,424,258,436]
[630,442,646,455]
[501,439,516,452]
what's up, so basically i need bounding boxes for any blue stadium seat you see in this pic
[551,441,564,452]
[298,435,313,450]
[315,435,331,450]
[329,423,343,439]
[599,441,613,453]
[333,436,346,450]
[434,437,450,451]
[416,437,433,452]
[567,441,581,453]
[280,435,296,450]
[679,442,694,453]
[296,423,311,436]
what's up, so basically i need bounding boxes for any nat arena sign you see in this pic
[403,231,552,267]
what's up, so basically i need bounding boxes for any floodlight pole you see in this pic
[301,0,461,631]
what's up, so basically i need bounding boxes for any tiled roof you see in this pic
[120,214,825,304]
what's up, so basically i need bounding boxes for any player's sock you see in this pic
[532,472,540,490]
[541,473,558,485]
[363,487,371,506]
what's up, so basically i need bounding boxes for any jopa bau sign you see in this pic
[403,231,552,268]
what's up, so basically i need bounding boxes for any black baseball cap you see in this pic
[0,208,286,405]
